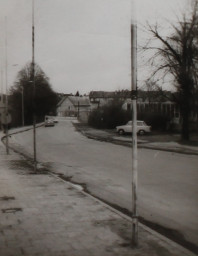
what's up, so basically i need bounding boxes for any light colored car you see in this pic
[45,119,55,127]
[53,118,59,123]
[116,120,151,135]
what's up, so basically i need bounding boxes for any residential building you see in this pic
[89,90,130,109]
[57,95,91,122]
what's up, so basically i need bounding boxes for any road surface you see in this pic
[10,120,198,249]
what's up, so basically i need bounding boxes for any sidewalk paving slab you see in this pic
[0,137,196,256]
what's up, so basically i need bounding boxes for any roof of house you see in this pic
[57,90,176,107]
[89,90,175,103]
[138,90,174,102]
[57,95,90,107]
[68,96,90,106]
[89,90,131,99]
[89,91,114,98]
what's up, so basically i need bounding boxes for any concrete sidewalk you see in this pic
[0,138,196,255]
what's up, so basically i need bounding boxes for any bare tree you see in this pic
[142,0,198,140]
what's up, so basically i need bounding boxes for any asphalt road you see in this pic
[11,120,198,250]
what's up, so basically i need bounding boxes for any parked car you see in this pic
[53,118,59,123]
[45,115,58,124]
[45,119,55,127]
[116,120,151,135]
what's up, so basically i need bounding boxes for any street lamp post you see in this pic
[32,0,37,172]
[131,0,138,245]
[131,23,138,246]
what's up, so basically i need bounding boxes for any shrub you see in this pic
[137,112,170,131]
[88,100,131,129]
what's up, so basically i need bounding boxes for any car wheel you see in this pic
[138,130,145,135]
[118,129,125,135]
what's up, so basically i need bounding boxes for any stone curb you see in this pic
[77,129,198,156]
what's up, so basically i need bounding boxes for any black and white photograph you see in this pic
[0,0,197,255]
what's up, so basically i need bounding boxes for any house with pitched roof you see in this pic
[57,95,91,122]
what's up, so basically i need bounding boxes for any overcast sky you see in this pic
[0,0,190,94]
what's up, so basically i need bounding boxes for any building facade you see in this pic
[57,95,91,122]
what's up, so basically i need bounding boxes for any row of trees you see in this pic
[9,63,58,127]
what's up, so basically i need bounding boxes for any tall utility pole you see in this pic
[32,0,37,171]
[5,17,9,155]
[131,22,138,245]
